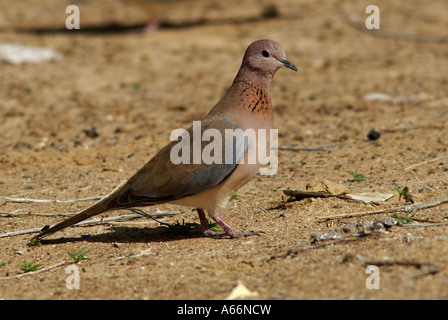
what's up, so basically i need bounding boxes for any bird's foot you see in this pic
[201,228,227,238]
[197,208,264,238]
[201,227,263,238]
[208,216,264,238]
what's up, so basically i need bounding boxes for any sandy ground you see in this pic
[1,0,448,300]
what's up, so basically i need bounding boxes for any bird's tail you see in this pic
[32,180,128,240]
[32,200,110,240]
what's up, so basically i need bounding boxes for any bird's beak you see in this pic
[277,58,298,72]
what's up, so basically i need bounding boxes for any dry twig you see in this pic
[2,196,102,204]
[0,210,180,238]
[1,210,75,217]
[112,248,152,261]
[363,258,436,268]
[402,222,448,228]
[278,142,351,152]
[0,227,44,238]
[404,154,446,171]
[0,261,68,280]
[319,197,448,221]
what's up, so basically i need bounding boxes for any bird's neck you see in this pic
[233,66,274,91]
[206,72,274,124]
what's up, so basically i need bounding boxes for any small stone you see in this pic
[83,127,100,138]
[367,129,381,140]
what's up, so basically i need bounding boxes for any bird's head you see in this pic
[241,39,297,78]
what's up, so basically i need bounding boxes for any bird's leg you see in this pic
[197,208,214,233]
[196,208,263,238]
[197,208,225,237]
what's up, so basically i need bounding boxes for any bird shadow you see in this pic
[37,225,230,245]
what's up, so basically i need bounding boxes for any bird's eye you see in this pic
[261,50,270,58]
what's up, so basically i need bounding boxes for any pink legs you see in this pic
[196,208,263,238]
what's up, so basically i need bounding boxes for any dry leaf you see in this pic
[224,281,259,300]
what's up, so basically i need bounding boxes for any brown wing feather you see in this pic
[113,117,247,207]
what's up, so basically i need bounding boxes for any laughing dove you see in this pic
[33,39,297,240]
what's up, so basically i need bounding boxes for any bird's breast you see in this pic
[238,81,273,118]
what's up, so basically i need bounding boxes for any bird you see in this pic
[32,39,297,240]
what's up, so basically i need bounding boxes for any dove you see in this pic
[32,39,297,240]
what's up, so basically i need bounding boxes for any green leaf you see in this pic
[348,170,366,181]
[68,248,91,262]
[395,186,409,201]
[20,261,42,272]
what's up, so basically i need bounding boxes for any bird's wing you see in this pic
[114,117,248,207]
